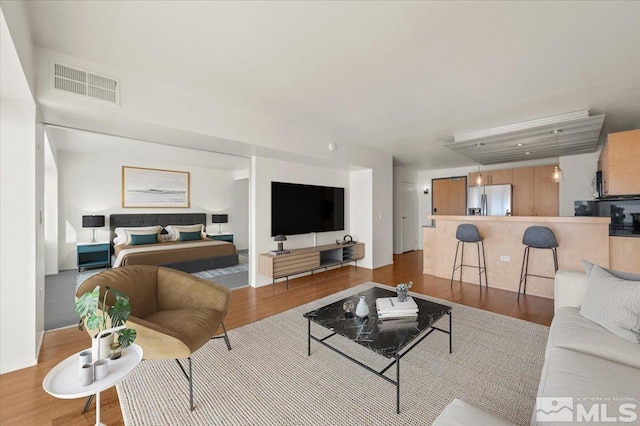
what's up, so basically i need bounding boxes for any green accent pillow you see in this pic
[179,231,202,242]
[130,233,158,245]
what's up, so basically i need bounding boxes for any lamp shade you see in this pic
[274,234,287,242]
[211,214,228,224]
[82,215,105,228]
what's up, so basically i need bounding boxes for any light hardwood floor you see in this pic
[0,251,553,425]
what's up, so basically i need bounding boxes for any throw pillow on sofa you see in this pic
[582,259,640,281]
[579,265,640,344]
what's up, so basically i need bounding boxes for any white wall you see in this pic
[35,122,45,356]
[0,98,38,374]
[0,6,42,375]
[231,178,249,250]
[44,133,59,274]
[250,156,353,287]
[558,152,599,216]
[56,150,246,270]
[350,169,373,267]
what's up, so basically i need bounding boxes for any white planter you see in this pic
[92,332,113,361]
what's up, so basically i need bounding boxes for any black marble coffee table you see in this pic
[303,285,452,414]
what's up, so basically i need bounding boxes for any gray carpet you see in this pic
[44,269,83,331]
[117,282,549,425]
[45,251,249,331]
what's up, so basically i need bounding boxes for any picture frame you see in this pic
[122,166,190,208]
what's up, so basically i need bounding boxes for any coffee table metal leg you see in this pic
[396,354,400,414]
[307,318,311,356]
[449,312,453,354]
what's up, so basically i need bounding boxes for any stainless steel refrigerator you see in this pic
[467,184,512,216]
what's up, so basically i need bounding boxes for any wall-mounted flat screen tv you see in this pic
[271,181,345,236]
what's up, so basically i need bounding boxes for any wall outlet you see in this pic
[500,255,510,262]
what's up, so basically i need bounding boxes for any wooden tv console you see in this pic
[258,242,365,289]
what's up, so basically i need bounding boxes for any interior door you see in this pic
[401,182,417,252]
[432,177,467,215]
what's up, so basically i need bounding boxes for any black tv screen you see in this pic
[271,182,345,236]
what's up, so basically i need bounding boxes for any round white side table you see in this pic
[43,343,143,426]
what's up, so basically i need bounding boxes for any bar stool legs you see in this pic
[517,246,558,301]
[450,240,488,292]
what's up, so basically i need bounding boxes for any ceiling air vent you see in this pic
[51,62,119,105]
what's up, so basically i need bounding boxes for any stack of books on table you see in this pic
[375,296,419,320]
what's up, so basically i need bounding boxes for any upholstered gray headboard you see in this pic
[109,213,207,232]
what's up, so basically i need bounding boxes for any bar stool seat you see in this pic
[518,226,558,300]
[450,224,488,292]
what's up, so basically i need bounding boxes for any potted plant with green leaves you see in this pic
[76,286,137,360]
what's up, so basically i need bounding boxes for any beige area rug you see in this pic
[117,282,549,425]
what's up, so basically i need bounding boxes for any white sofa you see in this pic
[434,269,640,426]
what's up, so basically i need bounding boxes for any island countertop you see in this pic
[423,215,611,299]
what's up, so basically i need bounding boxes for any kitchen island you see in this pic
[423,215,611,299]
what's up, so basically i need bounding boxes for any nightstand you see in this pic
[77,242,110,272]
[206,233,234,243]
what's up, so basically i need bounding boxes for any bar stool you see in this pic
[450,224,488,292]
[518,226,558,301]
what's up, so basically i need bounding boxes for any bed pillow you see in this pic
[166,224,205,241]
[114,226,162,246]
[130,233,159,246]
[579,264,640,344]
[122,227,161,245]
[179,231,203,242]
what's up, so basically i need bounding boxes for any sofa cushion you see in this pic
[547,307,640,369]
[144,308,222,353]
[537,347,640,400]
[433,398,516,426]
[579,265,640,344]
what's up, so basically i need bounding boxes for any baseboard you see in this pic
[0,358,37,375]
[46,323,77,333]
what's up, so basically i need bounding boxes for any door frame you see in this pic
[400,181,418,253]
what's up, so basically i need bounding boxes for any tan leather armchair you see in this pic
[76,265,233,411]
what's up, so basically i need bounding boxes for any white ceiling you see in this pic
[23,1,640,170]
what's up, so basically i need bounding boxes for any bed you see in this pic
[109,213,239,273]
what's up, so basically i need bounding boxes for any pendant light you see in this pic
[552,130,564,183]
[475,143,483,186]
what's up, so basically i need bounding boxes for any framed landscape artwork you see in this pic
[122,166,190,208]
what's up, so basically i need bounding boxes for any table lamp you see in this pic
[212,214,228,234]
[82,215,105,243]
[274,234,287,252]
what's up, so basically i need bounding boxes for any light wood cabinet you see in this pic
[259,242,365,288]
[599,130,640,196]
[468,168,512,187]
[512,167,535,216]
[533,165,559,216]
[511,166,558,216]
